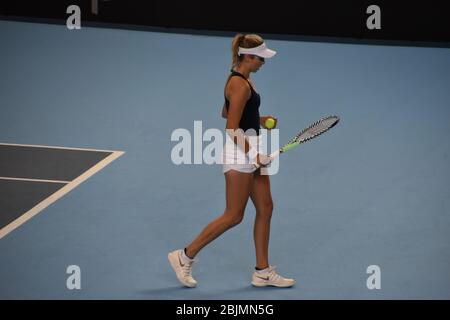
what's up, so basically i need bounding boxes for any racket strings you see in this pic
[285,115,339,147]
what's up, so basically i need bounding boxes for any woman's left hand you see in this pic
[261,116,278,130]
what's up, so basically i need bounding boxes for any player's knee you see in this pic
[231,215,244,227]
[225,211,244,227]
[258,200,273,218]
[267,200,274,213]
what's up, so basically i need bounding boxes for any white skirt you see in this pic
[221,134,263,174]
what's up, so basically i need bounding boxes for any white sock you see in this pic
[255,267,270,274]
[180,249,194,264]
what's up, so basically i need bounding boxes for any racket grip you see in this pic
[269,149,280,159]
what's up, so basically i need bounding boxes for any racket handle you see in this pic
[269,149,280,159]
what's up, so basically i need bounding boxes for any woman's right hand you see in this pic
[256,153,272,167]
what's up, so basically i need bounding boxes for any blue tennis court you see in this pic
[1,19,449,299]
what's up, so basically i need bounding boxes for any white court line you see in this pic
[0,177,70,184]
[0,150,125,239]
[0,142,117,153]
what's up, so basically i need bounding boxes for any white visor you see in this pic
[238,42,277,59]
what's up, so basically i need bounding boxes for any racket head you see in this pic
[281,115,340,153]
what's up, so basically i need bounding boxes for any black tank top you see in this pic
[224,71,261,135]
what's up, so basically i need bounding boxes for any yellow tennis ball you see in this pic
[265,118,275,129]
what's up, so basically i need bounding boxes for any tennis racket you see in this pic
[254,115,340,168]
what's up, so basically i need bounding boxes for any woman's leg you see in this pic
[249,171,295,287]
[250,170,273,270]
[185,170,254,258]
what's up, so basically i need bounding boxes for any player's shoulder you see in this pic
[226,75,251,93]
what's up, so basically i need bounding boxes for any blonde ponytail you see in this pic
[231,33,245,69]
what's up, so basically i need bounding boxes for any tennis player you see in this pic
[169,34,295,288]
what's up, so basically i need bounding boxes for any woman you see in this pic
[168,34,295,288]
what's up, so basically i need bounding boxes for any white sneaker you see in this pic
[168,249,197,288]
[251,266,295,288]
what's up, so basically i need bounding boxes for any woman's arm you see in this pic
[225,77,253,155]
[221,103,228,119]
[225,78,272,167]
